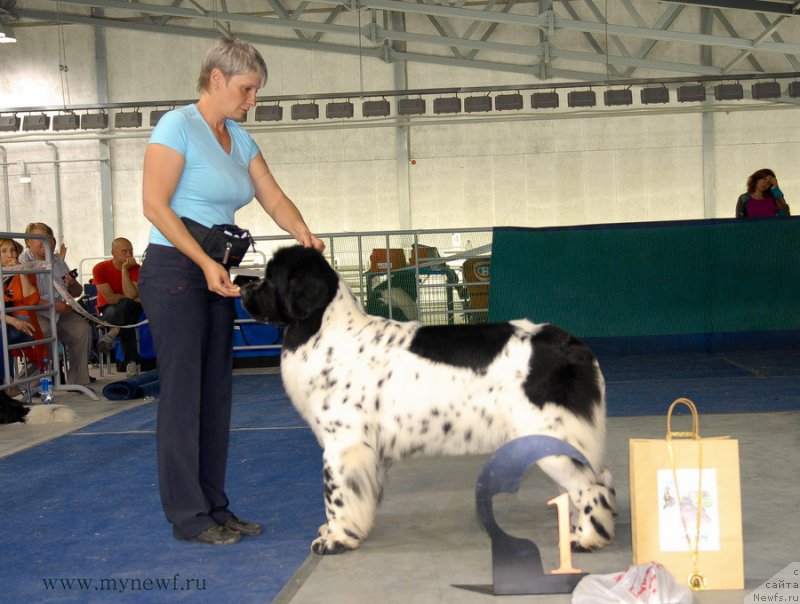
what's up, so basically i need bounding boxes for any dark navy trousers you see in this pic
[138,244,237,538]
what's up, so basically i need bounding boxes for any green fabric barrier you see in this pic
[488,219,800,338]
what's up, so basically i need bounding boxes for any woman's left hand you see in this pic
[202,262,241,297]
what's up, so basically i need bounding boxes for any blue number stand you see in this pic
[474,435,591,596]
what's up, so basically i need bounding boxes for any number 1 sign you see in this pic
[471,435,591,595]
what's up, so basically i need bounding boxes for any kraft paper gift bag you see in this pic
[629,398,744,591]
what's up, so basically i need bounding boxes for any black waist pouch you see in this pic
[181,216,253,269]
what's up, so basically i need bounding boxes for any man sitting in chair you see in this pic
[92,238,143,377]
[19,222,94,387]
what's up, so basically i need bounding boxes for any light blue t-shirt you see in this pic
[147,104,260,247]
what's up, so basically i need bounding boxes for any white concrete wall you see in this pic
[1,15,800,273]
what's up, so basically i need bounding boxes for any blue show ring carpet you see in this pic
[2,374,323,603]
[3,347,799,602]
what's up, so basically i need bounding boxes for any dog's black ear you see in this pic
[285,272,333,320]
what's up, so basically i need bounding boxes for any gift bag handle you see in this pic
[666,397,700,439]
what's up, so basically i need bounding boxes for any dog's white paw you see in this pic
[596,468,618,515]
[311,524,361,555]
[570,485,615,552]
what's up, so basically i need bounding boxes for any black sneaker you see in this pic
[175,524,241,545]
[223,515,262,536]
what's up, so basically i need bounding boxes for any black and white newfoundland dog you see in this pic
[241,246,615,555]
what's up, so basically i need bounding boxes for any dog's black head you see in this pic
[241,245,339,328]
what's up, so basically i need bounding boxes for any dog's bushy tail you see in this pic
[25,404,78,424]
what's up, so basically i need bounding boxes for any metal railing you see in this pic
[1,231,96,399]
[237,227,494,327]
[74,228,493,360]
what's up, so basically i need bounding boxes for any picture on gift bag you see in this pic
[657,468,721,552]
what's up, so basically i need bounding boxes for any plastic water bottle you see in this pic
[40,358,54,405]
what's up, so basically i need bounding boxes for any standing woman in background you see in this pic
[139,37,324,545]
[736,168,791,218]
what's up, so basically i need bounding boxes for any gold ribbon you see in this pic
[666,398,706,592]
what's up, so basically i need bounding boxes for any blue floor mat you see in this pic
[601,348,800,416]
[2,375,323,604]
[79,374,304,434]
[3,350,799,602]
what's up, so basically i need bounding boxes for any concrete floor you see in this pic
[277,411,800,604]
[0,369,151,459]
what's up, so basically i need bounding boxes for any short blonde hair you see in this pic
[197,37,268,93]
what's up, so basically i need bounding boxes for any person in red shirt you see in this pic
[92,238,143,376]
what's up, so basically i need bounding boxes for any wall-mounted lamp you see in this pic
[326,101,354,119]
[397,98,426,116]
[255,105,283,122]
[291,102,319,121]
[115,111,142,128]
[714,83,743,101]
[464,95,492,113]
[150,109,170,127]
[0,114,19,131]
[81,112,108,129]
[640,86,670,104]
[433,97,461,114]
[494,93,523,111]
[362,99,390,118]
[751,81,781,100]
[677,84,706,102]
[531,91,559,109]
[567,90,596,108]
[604,88,633,107]
[22,114,49,131]
[52,113,79,131]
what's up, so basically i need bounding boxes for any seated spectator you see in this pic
[1,238,48,371]
[736,169,791,218]
[92,238,143,376]
[19,223,94,387]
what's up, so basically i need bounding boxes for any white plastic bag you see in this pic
[572,562,693,604]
